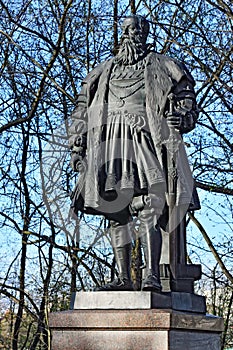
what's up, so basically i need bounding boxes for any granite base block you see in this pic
[49,308,223,350]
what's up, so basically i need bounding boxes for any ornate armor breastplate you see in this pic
[108,61,146,114]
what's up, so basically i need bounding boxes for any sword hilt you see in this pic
[168,93,175,115]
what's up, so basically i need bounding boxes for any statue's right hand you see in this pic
[70,153,85,173]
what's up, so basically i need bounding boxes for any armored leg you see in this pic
[95,221,134,291]
[139,209,162,292]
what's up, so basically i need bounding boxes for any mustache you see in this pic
[121,33,143,44]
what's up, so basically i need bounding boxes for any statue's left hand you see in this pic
[166,112,181,130]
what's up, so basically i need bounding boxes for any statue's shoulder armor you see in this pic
[82,58,114,85]
[147,51,183,68]
[146,52,194,84]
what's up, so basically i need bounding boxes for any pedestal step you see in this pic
[71,291,206,313]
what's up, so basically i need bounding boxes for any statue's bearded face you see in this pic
[115,18,146,66]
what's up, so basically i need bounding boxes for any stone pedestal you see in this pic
[49,292,223,350]
[70,291,206,313]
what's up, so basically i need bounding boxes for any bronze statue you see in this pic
[69,15,199,292]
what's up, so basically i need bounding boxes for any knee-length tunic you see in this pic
[100,62,165,203]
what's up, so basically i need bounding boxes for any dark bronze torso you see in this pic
[107,61,147,131]
[108,61,146,113]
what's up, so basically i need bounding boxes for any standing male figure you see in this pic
[69,15,198,292]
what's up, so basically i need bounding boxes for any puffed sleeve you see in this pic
[69,82,88,158]
[173,77,198,134]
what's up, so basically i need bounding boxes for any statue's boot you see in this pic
[95,222,134,291]
[139,215,162,292]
